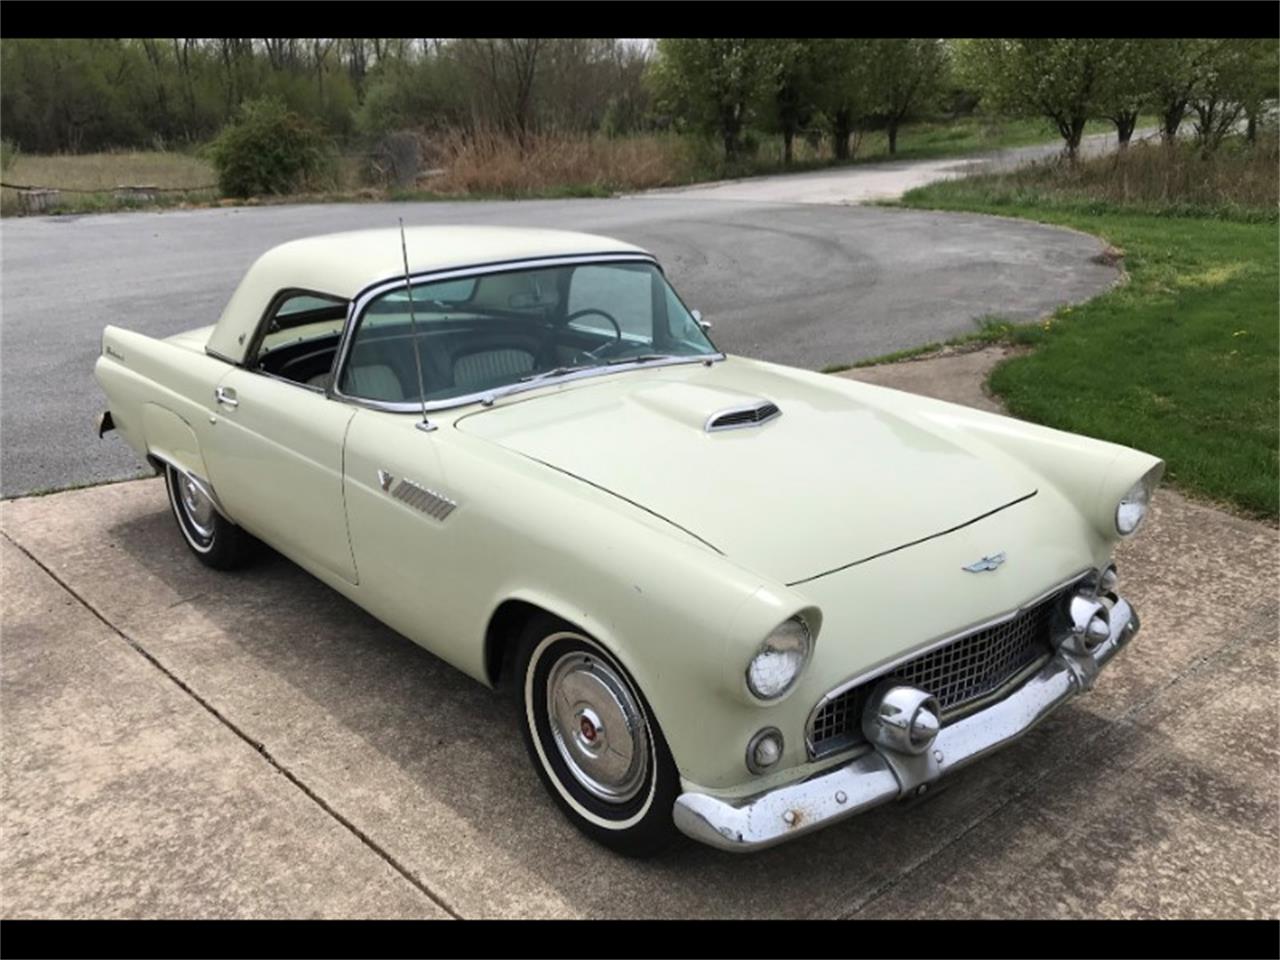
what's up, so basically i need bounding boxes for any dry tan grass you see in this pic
[995,136,1279,216]
[1,151,215,191]
[428,129,705,195]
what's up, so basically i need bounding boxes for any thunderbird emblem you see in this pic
[963,552,1007,573]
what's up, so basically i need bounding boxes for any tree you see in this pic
[962,38,1111,160]
[865,39,946,154]
[811,39,873,160]
[1236,38,1279,145]
[1146,39,1218,142]
[1189,39,1265,154]
[758,40,823,164]
[651,39,773,160]
[451,39,544,141]
[356,46,464,137]
[1094,39,1156,148]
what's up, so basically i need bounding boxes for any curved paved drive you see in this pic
[0,190,1117,497]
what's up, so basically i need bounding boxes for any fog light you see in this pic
[863,685,940,755]
[746,728,784,774]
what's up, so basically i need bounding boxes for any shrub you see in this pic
[0,139,18,175]
[206,97,335,197]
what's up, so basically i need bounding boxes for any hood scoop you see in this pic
[706,399,781,432]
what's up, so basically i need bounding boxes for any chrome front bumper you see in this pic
[673,595,1139,852]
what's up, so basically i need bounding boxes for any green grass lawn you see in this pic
[898,179,1278,520]
[860,114,1154,163]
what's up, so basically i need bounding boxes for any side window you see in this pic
[251,291,349,388]
[567,264,653,340]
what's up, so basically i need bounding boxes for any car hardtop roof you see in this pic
[206,225,652,365]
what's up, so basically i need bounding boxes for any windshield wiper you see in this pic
[519,364,593,383]
[603,353,683,366]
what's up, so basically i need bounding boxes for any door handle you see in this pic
[214,386,239,408]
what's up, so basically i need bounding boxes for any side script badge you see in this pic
[963,552,1007,573]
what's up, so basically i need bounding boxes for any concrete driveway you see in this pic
[3,349,1275,919]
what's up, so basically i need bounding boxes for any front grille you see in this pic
[807,588,1066,758]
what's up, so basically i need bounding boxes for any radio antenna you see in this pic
[398,218,435,433]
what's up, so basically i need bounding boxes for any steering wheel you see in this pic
[566,308,624,359]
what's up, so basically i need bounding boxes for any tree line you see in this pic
[1,37,1274,159]
[0,38,652,153]
[656,38,1278,162]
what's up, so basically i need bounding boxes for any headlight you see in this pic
[1115,465,1162,536]
[746,617,812,700]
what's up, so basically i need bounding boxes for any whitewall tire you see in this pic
[516,615,681,857]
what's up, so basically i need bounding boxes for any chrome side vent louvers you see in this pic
[390,478,457,521]
[705,400,781,433]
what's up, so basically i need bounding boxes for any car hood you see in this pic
[455,359,1037,584]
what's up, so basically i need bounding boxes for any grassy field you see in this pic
[897,140,1279,519]
[1,115,1143,214]
[0,150,217,215]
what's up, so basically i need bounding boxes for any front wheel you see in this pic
[516,616,681,857]
[163,464,256,570]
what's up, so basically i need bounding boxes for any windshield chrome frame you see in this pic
[329,253,723,414]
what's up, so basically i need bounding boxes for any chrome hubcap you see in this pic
[178,474,216,540]
[546,650,650,803]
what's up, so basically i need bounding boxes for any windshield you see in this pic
[338,259,718,405]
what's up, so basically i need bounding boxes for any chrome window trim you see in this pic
[803,567,1094,759]
[329,253,722,414]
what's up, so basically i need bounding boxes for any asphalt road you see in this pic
[0,197,1117,497]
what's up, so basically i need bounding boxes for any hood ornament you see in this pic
[963,552,1006,573]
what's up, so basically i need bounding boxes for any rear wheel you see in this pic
[163,464,256,570]
[516,615,681,857]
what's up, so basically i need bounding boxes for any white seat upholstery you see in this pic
[345,364,405,401]
[453,348,536,391]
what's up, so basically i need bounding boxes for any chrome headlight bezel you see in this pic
[1115,465,1162,536]
[745,616,813,702]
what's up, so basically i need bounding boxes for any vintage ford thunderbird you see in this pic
[95,226,1162,855]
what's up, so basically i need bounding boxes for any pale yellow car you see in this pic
[95,226,1162,856]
